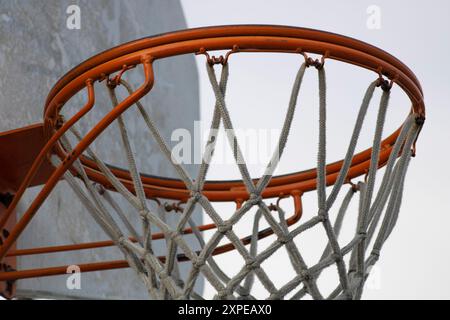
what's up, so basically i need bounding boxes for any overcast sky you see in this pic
[180,0,450,299]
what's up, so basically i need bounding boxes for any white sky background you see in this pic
[180,0,450,299]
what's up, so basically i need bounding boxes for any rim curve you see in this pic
[44,24,426,201]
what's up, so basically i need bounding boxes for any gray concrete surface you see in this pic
[0,0,201,299]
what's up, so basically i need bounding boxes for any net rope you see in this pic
[51,60,420,299]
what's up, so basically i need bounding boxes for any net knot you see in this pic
[245,258,260,270]
[300,270,312,281]
[371,249,381,259]
[248,193,262,205]
[95,183,106,195]
[277,234,292,245]
[217,222,232,235]
[193,258,206,270]
[169,231,182,242]
[190,191,203,202]
[332,252,343,263]
[158,269,168,280]
[139,209,149,220]
[318,209,329,222]
[117,236,127,246]
[216,289,230,299]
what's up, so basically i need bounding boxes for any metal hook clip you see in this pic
[196,46,239,66]
[268,193,290,212]
[164,201,185,213]
[106,64,136,89]
[411,115,425,157]
[346,179,360,192]
[196,47,224,66]
[299,49,329,69]
[376,67,397,92]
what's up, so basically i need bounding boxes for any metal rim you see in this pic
[44,25,424,111]
[42,25,423,204]
[43,25,425,202]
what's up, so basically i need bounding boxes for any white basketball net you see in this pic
[52,59,420,300]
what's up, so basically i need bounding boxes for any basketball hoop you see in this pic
[0,25,425,299]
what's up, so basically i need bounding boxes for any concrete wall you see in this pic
[0,0,201,299]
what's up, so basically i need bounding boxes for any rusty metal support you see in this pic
[0,194,16,298]
[0,58,154,262]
